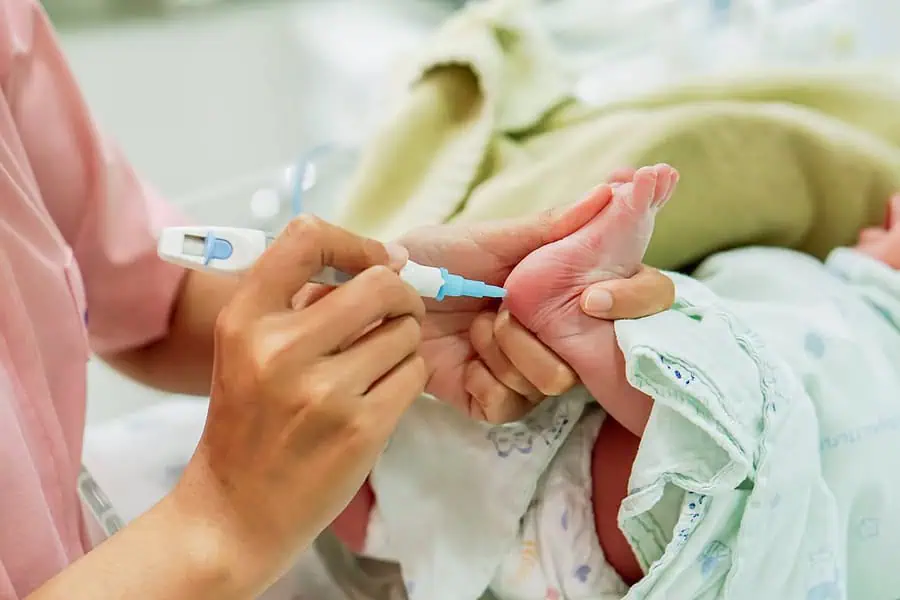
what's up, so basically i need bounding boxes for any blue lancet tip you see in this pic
[438,270,507,299]
[478,282,507,298]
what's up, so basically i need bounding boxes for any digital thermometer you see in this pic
[157,226,507,301]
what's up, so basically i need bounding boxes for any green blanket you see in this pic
[335,0,900,270]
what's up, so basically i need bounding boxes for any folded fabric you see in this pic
[615,247,900,599]
[335,0,900,270]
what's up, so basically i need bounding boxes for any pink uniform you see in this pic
[0,1,186,595]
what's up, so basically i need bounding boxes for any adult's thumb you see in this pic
[580,266,675,319]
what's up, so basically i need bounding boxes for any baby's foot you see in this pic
[504,164,678,339]
[503,164,677,435]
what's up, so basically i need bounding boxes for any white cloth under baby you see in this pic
[364,387,598,600]
[491,409,628,600]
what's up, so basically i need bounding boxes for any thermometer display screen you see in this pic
[181,234,206,257]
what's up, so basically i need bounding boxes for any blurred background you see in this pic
[45,0,900,424]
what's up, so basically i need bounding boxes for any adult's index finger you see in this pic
[236,216,391,315]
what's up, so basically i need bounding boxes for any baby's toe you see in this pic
[889,193,900,229]
[626,166,659,212]
[650,165,671,205]
[663,170,680,205]
[651,164,678,208]
[607,167,637,185]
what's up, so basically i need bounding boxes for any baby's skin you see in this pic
[503,164,678,584]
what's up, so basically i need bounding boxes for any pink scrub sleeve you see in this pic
[0,0,187,596]
[6,0,188,354]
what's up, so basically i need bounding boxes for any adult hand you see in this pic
[398,184,674,423]
[170,216,426,594]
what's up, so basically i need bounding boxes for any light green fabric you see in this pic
[615,247,900,599]
[335,0,900,270]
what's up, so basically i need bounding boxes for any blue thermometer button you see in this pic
[202,234,234,265]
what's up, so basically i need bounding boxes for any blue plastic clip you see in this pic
[201,233,234,266]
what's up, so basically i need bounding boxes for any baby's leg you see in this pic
[503,164,678,436]
[330,481,374,553]
[504,165,677,587]
[591,417,644,584]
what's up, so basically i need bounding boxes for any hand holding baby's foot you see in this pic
[502,164,678,435]
[504,164,677,336]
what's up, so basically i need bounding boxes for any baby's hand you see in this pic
[467,265,674,422]
[857,194,900,269]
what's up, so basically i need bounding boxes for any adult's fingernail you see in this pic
[385,243,409,270]
[583,288,614,315]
